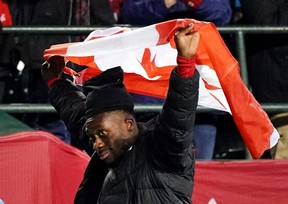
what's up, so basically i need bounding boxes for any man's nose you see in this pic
[93,136,104,150]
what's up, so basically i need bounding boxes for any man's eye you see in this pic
[99,130,107,138]
[89,136,96,145]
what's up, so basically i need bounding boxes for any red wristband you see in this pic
[47,78,59,88]
[176,55,196,78]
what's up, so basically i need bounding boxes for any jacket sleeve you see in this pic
[240,0,288,25]
[150,69,199,173]
[48,79,89,150]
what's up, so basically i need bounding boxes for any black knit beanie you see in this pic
[84,67,134,119]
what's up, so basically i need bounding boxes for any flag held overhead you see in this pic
[44,19,279,159]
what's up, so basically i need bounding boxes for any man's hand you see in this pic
[41,56,65,82]
[174,24,200,58]
[164,0,177,8]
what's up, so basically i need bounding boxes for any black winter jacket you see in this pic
[48,69,200,204]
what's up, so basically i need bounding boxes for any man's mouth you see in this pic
[98,150,110,160]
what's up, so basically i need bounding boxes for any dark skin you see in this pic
[41,24,200,168]
[85,110,138,168]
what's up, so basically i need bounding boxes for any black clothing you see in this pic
[240,0,288,103]
[48,69,199,203]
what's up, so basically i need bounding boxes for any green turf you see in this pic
[0,111,32,136]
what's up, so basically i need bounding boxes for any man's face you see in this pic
[85,110,137,168]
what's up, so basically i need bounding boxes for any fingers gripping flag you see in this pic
[44,19,279,159]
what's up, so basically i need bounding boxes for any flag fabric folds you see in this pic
[44,19,279,159]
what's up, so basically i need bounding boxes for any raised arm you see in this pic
[150,24,200,172]
[41,56,88,151]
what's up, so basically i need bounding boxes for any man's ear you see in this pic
[125,118,135,132]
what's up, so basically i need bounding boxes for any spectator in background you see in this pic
[0,0,12,26]
[112,0,232,160]
[118,0,232,26]
[240,0,288,103]
[0,0,15,104]
[4,0,115,144]
[240,0,288,158]
[230,0,242,24]
[109,0,125,22]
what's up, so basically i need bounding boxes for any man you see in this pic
[41,24,200,203]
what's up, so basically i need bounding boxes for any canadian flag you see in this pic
[44,19,279,159]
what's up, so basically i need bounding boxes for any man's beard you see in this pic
[105,136,136,168]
